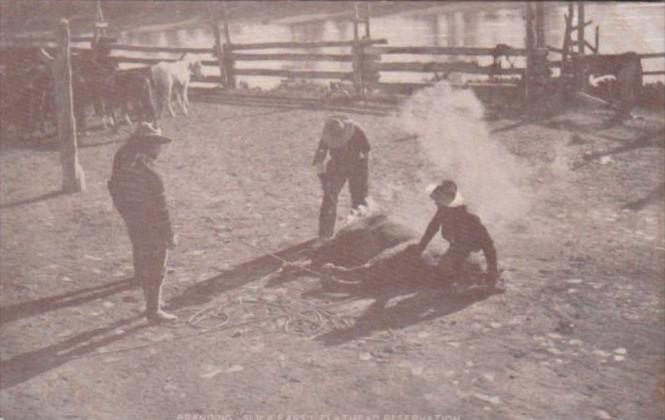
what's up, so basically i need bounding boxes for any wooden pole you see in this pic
[221,1,235,88]
[353,3,359,41]
[535,2,545,48]
[44,19,86,193]
[352,3,362,96]
[577,2,585,55]
[207,4,227,87]
[221,1,232,45]
[364,3,371,39]
[94,0,107,43]
[525,2,534,106]
[595,25,600,54]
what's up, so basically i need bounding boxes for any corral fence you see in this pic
[0,33,529,98]
[1,11,665,104]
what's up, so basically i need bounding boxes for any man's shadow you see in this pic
[167,239,320,310]
[313,280,495,347]
[0,276,154,389]
[0,314,147,390]
[0,278,136,325]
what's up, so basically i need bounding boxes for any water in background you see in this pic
[112,2,665,89]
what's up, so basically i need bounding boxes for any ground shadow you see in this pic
[0,190,64,210]
[167,239,320,310]
[191,92,392,117]
[0,278,136,325]
[0,122,114,152]
[260,228,498,347]
[78,137,125,149]
[623,182,665,211]
[572,128,665,170]
[0,136,58,152]
[0,314,147,390]
[306,248,498,347]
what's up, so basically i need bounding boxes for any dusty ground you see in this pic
[1,93,664,419]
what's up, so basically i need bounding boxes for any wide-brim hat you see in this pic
[320,115,355,149]
[429,180,464,207]
[130,122,172,145]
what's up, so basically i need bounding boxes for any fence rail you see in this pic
[233,68,353,80]
[366,46,528,56]
[1,32,663,99]
[227,39,387,51]
[109,55,218,66]
[231,53,354,62]
[374,61,524,75]
[638,53,665,59]
[109,44,213,54]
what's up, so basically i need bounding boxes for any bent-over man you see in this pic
[313,115,371,239]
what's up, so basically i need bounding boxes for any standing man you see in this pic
[108,122,178,322]
[313,115,371,239]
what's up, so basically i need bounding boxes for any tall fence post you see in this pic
[42,19,86,193]
[221,1,236,88]
[352,4,363,96]
[208,4,227,88]
[595,25,600,54]
[535,2,545,48]
[577,2,585,55]
[524,2,534,107]
[364,2,371,39]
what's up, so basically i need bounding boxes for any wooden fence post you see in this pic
[535,2,545,48]
[524,2,534,106]
[94,0,108,43]
[221,1,236,88]
[364,2,371,39]
[595,25,600,54]
[577,2,585,55]
[352,4,363,96]
[208,4,227,87]
[43,19,86,193]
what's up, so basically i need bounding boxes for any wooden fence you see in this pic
[1,33,664,99]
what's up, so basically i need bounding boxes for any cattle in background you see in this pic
[151,53,203,117]
[109,67,157,126]
[0,48,55,141]
[72,49,119,132]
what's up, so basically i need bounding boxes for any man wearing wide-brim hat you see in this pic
[312,115,371,239]
[108,122,178,322]
[411,179,501,289]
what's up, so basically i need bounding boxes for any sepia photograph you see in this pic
[0,1,663,419]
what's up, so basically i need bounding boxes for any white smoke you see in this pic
[397,81,533,228]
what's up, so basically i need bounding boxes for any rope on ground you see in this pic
[185,290,352,337]
[82,224,518,358]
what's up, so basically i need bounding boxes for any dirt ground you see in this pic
[1,93,664,420]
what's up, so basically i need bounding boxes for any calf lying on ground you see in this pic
[277,213,502,291]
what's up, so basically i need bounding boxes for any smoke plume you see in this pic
[396,81,533,230]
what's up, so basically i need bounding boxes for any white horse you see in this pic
[151,53,203,117]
